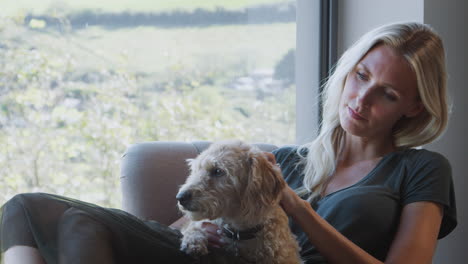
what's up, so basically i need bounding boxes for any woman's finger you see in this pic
[263,152,277,165]
[205,232,226,248]
[201,222,226,248]
[201,222,219,234]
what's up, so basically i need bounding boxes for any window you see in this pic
[0,0,326,207]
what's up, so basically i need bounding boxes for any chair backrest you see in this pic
[120,141,278,225]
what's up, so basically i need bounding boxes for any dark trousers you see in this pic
[0,193,242,264]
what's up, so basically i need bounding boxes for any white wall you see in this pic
[338,0,467,263]
[424,1,468,263]
[337,0,424,54]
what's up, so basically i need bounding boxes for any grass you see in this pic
[70,23,296,73]
[2,0,296,73]
[9,21,295,75]
[1,0,293,16]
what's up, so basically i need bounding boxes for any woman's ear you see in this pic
[405,101,424,118]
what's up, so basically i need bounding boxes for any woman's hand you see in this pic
[280,184,309,217]
[261,151,310,217]
[201,222,226,249]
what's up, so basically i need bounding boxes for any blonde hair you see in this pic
[297,22,449,201]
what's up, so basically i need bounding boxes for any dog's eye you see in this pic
[210,167,225,177]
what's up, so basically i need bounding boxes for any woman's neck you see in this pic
[339,133,396,165]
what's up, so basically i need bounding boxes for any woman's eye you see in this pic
[210,167,225,177]
[356,71,368,81]
[384,92,398,101]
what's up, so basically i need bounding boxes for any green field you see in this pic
[1,0,292,15]
[72,23,295,73]
[2,0,296,74]
[8,21,295,78]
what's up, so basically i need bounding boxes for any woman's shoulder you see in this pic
[396,149,456,239]
[272,145,307,163]
[272,145,307,186]
[396,148,453,199]
[397,148,450,169]
[272,145,298,156]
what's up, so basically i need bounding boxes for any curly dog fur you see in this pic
[176,140,302,264]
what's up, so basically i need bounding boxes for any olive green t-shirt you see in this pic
[273,146,457,264]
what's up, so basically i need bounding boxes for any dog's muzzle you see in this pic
[176,190,193,210]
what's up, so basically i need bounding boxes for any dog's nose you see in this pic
[176,190,192,207]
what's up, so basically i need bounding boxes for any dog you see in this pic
[176,140,302,264]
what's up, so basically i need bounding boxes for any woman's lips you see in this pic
[348,107,367,121]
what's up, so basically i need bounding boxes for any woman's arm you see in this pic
[169,216,189,229]
[385,201,443,264]
[281,186,443,264]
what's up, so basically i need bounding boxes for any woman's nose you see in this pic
[356,86,372,108]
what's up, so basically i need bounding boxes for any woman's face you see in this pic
[339,44,422,141]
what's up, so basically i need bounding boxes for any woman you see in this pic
[0,22,457,264]
[269,21,457,263]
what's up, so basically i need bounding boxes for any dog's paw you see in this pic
[180,237,209,256]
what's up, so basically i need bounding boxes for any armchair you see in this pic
[120,141,278,225]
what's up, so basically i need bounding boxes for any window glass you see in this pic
[0,0,296,207]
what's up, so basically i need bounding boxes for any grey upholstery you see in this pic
[120,141,278,225]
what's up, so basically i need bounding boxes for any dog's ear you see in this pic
[241,152,286,217]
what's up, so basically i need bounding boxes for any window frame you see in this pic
[295,0,337,144]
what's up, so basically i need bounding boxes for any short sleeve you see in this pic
[401,150,457,238]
